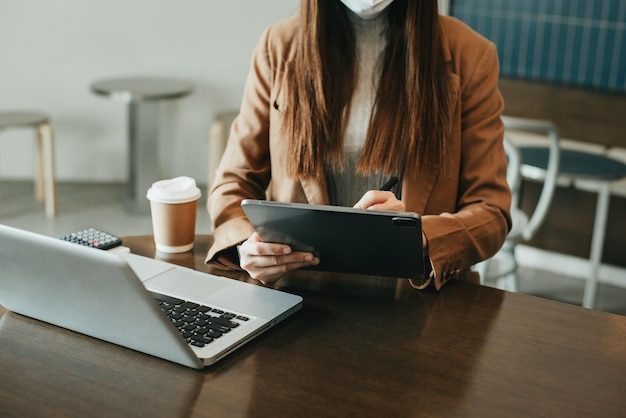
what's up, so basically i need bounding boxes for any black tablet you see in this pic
[241,199,425,280]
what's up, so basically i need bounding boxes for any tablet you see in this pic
[241,199,425,280]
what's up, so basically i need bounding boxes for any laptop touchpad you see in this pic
[143,269,229,300]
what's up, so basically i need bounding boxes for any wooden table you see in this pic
[1,235,625,417]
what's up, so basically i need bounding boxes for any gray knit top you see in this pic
[326,10,402,207]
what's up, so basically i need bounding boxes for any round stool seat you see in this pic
[0,112,49,129]
[91,77,193,102]
[521,147,626,181]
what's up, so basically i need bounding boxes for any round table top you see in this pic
[90,77,193,102]
[0,111,49,128]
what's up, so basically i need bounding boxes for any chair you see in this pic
[0,111,57,218]
[476,117,560,292]
[507,117,626,309]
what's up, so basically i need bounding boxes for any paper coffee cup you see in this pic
[146,176,201,253]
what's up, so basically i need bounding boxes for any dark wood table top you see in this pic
[1,235,625,417]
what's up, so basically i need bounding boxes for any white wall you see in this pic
[0,0,298,183]
[0,0,449,184]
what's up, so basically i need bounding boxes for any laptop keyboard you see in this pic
[152,292,250,348]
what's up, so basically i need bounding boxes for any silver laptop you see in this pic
[0,224,302,369]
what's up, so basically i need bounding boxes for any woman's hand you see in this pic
[353,190,405,212]
[238,232,320,285]
[354,191,428,255]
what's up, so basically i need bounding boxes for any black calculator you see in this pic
[60,228,122,250]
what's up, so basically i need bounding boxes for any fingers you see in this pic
[244,252,320,284]
[353,190,405,211]
[239,233,320,285]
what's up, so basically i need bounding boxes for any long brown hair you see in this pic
[282,0,452,180]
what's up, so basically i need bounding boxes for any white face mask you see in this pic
[338,0,395,20]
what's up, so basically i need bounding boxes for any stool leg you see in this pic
[35,127,45,202]
[38,123,57,218]
[582,182,611,309]
[126,102,159,212]
[208,119,227,189]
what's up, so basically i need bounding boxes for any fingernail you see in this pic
[282,247,291,254]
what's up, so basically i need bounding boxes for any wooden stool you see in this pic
[0,111,56,218]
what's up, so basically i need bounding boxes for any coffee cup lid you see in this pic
[146,176,201,204]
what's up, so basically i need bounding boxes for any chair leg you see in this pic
[506,249,520,292]
[475,260,489,285]
[37,123,57,218]
[504,271,519,293]
[582,182,611,309]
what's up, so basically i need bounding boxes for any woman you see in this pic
[206,0,511,289]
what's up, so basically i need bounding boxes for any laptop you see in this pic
[0,224,302,369]
[241,199,425,281]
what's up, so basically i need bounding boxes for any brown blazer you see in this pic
[206,15,512,290]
